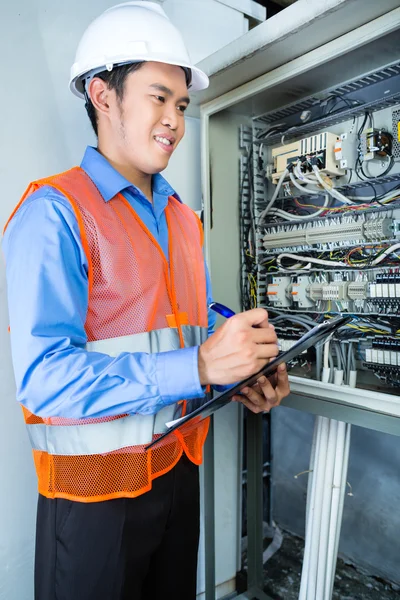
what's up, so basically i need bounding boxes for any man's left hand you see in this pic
[232,363,290,413]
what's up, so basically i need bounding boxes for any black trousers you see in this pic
[35,455,200,600]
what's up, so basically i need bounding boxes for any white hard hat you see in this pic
[70,1,209,98]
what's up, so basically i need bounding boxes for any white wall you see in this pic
[162,0,256,210]
[163,0,250,64]
[163,117,202,211]
[0,1,255,598]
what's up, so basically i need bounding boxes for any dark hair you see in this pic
[84,62,192,136]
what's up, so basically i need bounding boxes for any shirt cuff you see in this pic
[156,346,205,406]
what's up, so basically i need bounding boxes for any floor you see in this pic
[239,528,400,600]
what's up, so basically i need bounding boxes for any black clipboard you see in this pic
[145,314,352,450]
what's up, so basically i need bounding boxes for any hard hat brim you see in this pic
[70,59,209,99]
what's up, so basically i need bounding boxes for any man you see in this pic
[3,2,289,599]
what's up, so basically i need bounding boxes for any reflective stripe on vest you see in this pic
[26,411,174,456]
[25,325,208,455]
[86,325,207,356]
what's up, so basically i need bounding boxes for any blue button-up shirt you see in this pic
[2,147,218,419]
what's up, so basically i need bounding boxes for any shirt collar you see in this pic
[80,146,177,202]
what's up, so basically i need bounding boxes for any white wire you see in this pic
[370,243,400,266]
[294,162,320,185]
[267,208,304,220]
[266,193,330,221]
[289,171,322,195]
[260,158,399,227]
[277,253,347,269]
[298,164,399,204]
[265,183,398,223]
[276,242,400,270]
[311,165,353,205]
[324,340,330,369]
[259,168,289,222]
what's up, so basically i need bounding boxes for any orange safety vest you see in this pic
[5,167,210,502]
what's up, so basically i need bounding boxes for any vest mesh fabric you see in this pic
[7,168,209,502]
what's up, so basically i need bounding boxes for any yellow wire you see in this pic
[248,273,258,309]
[294,195,399,213]
[346,324,389,334]
[323,315,397,336]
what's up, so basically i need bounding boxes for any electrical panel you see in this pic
[239,60,400,394]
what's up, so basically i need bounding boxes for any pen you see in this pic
[209,302,267,331]
[209,302,236,319]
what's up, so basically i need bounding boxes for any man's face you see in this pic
[108,61,189,175]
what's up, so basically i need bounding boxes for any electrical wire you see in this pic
[326,95,358,114]
[270,314,316,329]
[259,168,289,222]
[266,193,330,221]
[354,112,394,185]
[239,145,257,310]
[259,165,334,221]
[277,253,347,269]
[290,188,400,215]
[334,342,342,370]
[289,171,322,196]
[358,154,395,180]
[275,242,400,270]
[311,165,353,205]
[369,243,400,266]
[256,124,287,140]
[294,162,320,185]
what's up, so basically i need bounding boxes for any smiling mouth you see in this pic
[154,135,173,146]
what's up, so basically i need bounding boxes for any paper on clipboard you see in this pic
[165,415,186,428]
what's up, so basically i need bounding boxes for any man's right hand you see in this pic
[198,308,279,386]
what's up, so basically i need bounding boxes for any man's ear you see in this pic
[88,78,111,118]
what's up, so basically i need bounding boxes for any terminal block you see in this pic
[308,281,368,303]
[263,216,394,251]
[348,282,369,300]
[308,281,349,301]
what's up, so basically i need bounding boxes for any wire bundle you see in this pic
[274,243,400,270]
